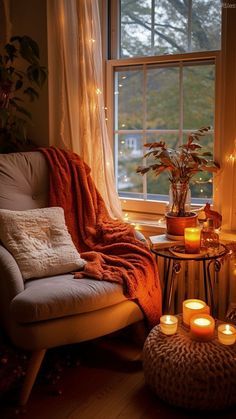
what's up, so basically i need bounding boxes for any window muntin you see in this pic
[120,0,221,58]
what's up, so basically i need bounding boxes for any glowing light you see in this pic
[200,189,204,193]
[123,212,129,222]
[96,88,102,95]
[121,124,126,127]
[122,76,127,79]
[114,91,119,95]
[199,177,202,181]
[118,84,123,87]
[89,38,96,43]
[105,117,108,121]
[121,140,125,144]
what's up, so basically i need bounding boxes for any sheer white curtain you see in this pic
[47,0,122,219]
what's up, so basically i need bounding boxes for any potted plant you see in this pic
[137,127,220,237]
[0,35,47,153]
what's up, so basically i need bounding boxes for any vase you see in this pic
[168,182,191,217]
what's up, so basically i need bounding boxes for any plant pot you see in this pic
[165,212,198,238]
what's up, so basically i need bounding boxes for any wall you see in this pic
[7,0,49,147]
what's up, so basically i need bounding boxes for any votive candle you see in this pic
[190,314,215,341]
[160,315,178,335]
[184,227,201,254]
[218,324,236,345]
[183,299,210,326]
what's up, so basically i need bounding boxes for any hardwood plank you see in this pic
[0,339,235,419]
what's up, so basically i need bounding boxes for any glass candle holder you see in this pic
[218,324,236,345]
[190,314,215,341]
[184,227,201,254]
[183,299,210,326]
[160,315,178,335]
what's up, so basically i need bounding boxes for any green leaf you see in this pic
[14,35,40,64]
[4,43,18,62]
[15,79,23,90]
[27,64,47,87]
[23,87,39,101]
[0,109,10,127]
[9,99,32,119]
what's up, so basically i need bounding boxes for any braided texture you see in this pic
[143,323,236,410]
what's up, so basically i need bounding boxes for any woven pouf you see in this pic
[143,322,236,410]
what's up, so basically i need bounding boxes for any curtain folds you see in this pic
[47,0,122,219]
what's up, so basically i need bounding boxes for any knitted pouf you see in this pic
[143,322,236,410]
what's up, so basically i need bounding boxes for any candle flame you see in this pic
[222,324,233,335]
[185,301,204,310]
[194,318,211,326]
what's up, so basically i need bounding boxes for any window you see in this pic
[106,0,222,216]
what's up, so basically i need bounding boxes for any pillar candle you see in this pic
[183,299,210,326]
[218,324,236,345]
[190,314,215,341]
[184,227,201,254]
[160,315,178,335]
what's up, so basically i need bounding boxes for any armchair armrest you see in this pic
[0,245,24,328]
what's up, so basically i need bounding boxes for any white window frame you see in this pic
[103,1,236,232]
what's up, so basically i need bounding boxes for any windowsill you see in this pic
[124,213,236,242]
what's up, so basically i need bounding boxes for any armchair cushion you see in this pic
[11,274,126,323]
[0,207,86,280]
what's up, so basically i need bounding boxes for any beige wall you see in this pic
[9,0,49,147]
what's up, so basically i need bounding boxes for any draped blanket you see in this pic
[40,147,162,327]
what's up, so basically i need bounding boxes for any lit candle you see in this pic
[190,314,215,341]
[184,227,201,254]
[218,324,236,345]
[160,315,178,335]
[183,299,210,326]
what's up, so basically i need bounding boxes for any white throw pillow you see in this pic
[0,207,86,280]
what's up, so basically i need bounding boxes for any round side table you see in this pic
[152,244,228,315]
[143,320,236,410]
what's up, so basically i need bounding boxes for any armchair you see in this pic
[0,151,144,405]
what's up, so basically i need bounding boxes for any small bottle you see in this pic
[201,219,219,252]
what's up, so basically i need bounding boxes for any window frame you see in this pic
[107,50,221,217]
[103,1,236,232]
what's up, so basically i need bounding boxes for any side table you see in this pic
[143,319,236,410]
[152,244,228,315]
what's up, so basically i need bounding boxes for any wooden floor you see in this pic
[0,336,235,419]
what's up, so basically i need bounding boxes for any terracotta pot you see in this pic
[165,212,198,237]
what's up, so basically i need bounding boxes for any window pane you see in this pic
[146,133,179,197]
[117,134,143,194]
[183,63,215,129]
[146,65,179,129]
[120,0,221,58]
[115,67,144,130]
[182,132,214,200]
[120,0,153,58]
[191,0,221,52]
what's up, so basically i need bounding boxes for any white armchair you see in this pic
[0,151,144,405]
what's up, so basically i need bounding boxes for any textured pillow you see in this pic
[0,207,86,280]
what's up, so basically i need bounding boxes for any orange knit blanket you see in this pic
[40,147,162,327]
